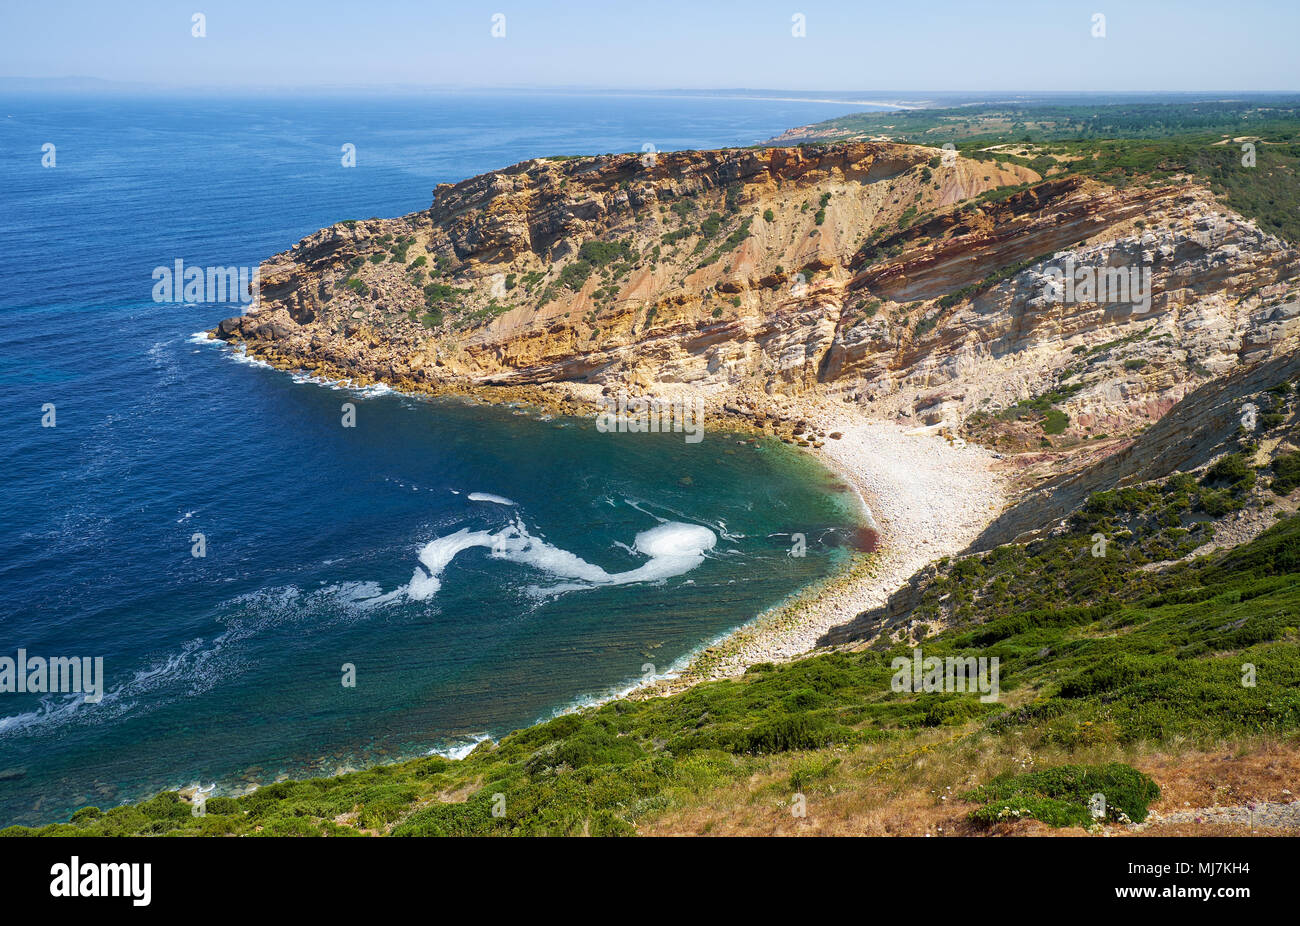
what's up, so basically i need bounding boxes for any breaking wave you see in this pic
[364,514,716,605]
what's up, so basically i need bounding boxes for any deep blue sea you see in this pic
[0,92,878,826]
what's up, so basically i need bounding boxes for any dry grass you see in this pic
[1134,740,1300,810]
[639,729,1300,837]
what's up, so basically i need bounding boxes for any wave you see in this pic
[467,492,516,506]
[0,494,718,741]
[428,733,493,760]
[358,513,717,605]
[191,331,393,397]
[0,636,218,738]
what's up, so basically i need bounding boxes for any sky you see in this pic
[1,0,1298,93]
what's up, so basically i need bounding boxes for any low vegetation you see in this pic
[964,763,1160,827]
[797,99,1300,244]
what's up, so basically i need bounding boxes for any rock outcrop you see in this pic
[213,143,1300,448]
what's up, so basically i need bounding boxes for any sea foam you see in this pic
[467,492,517,506]
[386,516,716,603]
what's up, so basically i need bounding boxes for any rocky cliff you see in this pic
[214,142,1300,454]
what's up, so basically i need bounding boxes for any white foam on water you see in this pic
[361,514,718,605]
[404,527,499,601]
[715,519,745,541]
[288,368,393,398]
[0,695,89,736]
[467,492,517,506]
[5,505,720,739]
[428,733,493,760]
[0,569,429,739]
[623,498,668,523]
[0,636,219,738]
[195,331,394,397]
[633,522,716,558]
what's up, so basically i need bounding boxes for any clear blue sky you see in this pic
[2,0,1297,92]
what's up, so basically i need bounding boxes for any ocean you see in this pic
[0,91,880,826]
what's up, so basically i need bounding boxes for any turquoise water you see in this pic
[0,92,877,826]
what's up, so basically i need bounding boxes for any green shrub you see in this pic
[423,282,461,302]
[205,796,240,815]
[69,806,102,824]
[558,260,593,291]
[392,797,501,837]
[1042,408,1069,434]
[965,763,1160,826]
[1204,452,1256,489]
[578,239,633,267]
[1272,452,1300,495]
[1198,487,1236,517]
[735,715,843,754]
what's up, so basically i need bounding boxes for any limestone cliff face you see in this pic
[214,143,1030,388]
[831,180,1300,435]
[214,142,1300,443]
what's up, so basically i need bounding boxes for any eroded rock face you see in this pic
[832,188,1300,433]
[213,143,1300,439]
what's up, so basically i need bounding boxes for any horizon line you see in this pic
[3,79,1300,97]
